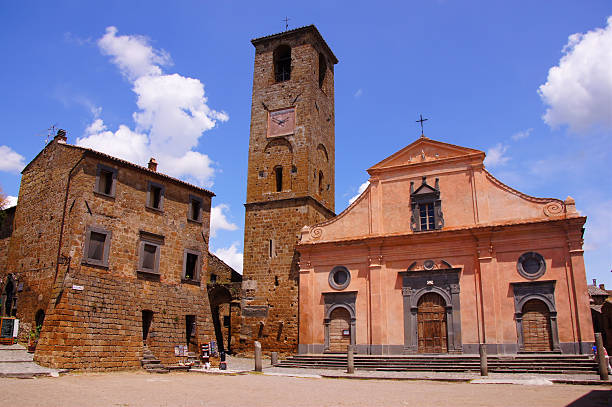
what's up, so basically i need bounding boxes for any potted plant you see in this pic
[27,324,41,353]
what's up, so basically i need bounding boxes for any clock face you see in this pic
[267,107,296,138]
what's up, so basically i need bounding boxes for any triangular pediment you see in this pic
[414,183,436,195]
[368,137,484,173]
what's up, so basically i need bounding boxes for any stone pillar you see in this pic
[595,333,609,381]
[254,341,262,372]
[475,237,498,350]
[271,351,278,366]
[368,247,385,355]
[347,345,355,374]
[479,344,488,376]
[298,250,314,354]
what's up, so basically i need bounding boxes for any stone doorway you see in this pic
[208,285,233,353]
[142,310,153,343]
[521,299,553,352]
[328,307,351,353]
[417,292,448,354]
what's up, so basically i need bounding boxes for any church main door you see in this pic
[522,299,553,352]
[417,292,448,353]
[328,307,351,352]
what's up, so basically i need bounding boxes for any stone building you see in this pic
[239,25,337,353]
[588,279,612,353]
[297,136,594,355]
[0,130,218,370]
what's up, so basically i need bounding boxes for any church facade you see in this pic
[297,137,593,355]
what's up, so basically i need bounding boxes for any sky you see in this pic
[0,1,610,285]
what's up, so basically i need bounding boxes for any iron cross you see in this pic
[282,17,291,31]
[416,114,428,136]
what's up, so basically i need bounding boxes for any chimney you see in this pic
[148,158,158,172]
[54,129,67,143]
[600,284,606,290]
[593,279,597,286]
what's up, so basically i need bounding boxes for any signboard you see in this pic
[342,329,350,336]
[72,285,84,291]
[175,344,188,357]
[0,318,18,343]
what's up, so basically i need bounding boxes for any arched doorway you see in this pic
[521,299,553,352]
[417,292,448,354]
[208,285,233,354]
[328,307,351,353]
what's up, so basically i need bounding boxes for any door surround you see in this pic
[399,268,462,353]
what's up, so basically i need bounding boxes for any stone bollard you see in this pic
[347,345,355,374]
[479,344,488,376]
[254,341,262,372]
[271,351,278,366]
[595,333,609,381]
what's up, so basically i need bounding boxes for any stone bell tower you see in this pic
[239,25,338,353]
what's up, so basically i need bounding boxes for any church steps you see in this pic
[275,354,598,374]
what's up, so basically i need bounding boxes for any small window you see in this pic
[318,171,324,195]
[138,234,163,275]
[95,164,117,197]
[329,266,351,290]
[274,166,283,192]
[147,182,164,211]
[419,203,435,231]
[268,239,276,258]
[274,45,291,82]
[183,249,201,281]
[210,273,217,284]
[83,226,112,267]
[188,195,203,222]
[318,53,327,88]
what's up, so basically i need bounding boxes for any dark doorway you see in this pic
[142,310,153,341]
[186,315,196,352]
[208,285,233,354]
[35,309,45,329]
[417,292,448,353]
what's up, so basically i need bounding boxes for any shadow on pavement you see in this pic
[565,390,610,407]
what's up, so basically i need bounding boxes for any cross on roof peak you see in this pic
[416,114,428,137]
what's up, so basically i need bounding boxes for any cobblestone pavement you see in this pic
[0,370,609,407]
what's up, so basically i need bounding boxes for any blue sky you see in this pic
[1,1,610,285]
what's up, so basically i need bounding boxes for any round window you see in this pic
[517,252,546,279]
[329,266,351,290]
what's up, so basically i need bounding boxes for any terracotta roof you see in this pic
[588,285,609,297]
[251,24,338,64]
[22,140,215,197]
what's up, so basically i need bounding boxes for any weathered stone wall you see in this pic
[240,27,337,355]
[2,138,218,370]
[1,140,83,321]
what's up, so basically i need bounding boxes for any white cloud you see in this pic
[483,143,510,168]
[538,16,612,133]
[210,204,238,237]
[353,88,363,98]
[77,27,227,188]
[213,242,243,274]
[348,181,369,205]
[4,196,17,208]
[511,128,532,141]
[0,146,26,173]
[98,26,171,81]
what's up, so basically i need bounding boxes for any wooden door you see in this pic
[417,293,448,353]
[522,299,553,352]
[329,307,351,352]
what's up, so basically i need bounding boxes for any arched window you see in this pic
[318,53,327,88]
[274,45,291,82]
[274,166,283,192]
[318,171,324,195]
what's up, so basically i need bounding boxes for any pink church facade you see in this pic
[297,137,593,355]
